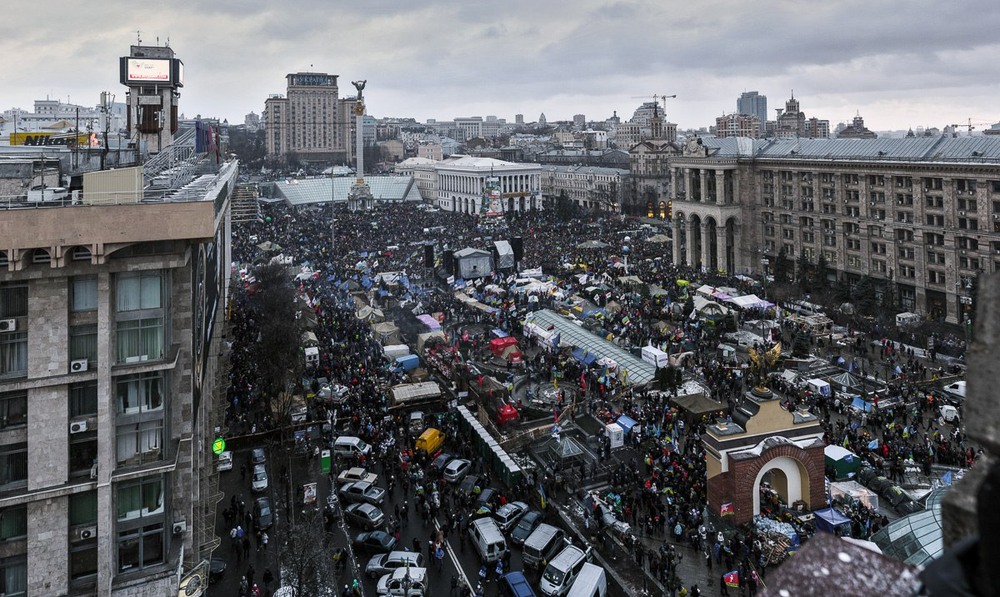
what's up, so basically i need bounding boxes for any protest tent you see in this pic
[824,445,861,481]
[813,507,853,535]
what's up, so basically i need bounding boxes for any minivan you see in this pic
[468,517,508,564]
[414,428,445,455]
[365,551,424,579]
[539,545,591,597]
[565,563,607,597]
[333,436,372,458]
[522,524,567,570]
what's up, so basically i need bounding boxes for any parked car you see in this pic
[251,448,267,465]
[337,467,379,486]
[494,501,529,532]
[339,481,387,506]
[352,530,398,555]
[345,503,386,531]
[511,510,544,546]
[209,557,227,584]
[251,464,268,493]
[254,496,274,530]
[443,459,472,483]
[217,451,233,473]
[431,452,456,473]
[458,475,481,497]
[376,567,429,597]
[366,551,424,580]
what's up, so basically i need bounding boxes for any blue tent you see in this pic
[813,507,852,534]
[616,415,639,437]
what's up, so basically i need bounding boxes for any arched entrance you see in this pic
[752,456,809,516]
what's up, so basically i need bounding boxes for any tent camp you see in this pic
[671,392,725,416]
[372,322,401,345]
[825,445,861,481]
[813,507,852,535]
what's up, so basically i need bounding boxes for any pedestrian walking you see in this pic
[246,563,255,587]
[261,531,269,552]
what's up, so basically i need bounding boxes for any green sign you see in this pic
[321,449,331,474]
[212,437,226,455]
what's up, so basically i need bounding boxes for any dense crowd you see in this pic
[221,200,977,596]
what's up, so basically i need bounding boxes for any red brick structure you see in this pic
[703,393,826,526]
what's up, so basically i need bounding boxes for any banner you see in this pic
[303,482,317,505]
[720,502,735,516]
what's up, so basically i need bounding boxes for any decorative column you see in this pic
[716,169,726,203]
[732,168,740,206]
[717,225,729,274]
[699,169,708,203]
[684,168,692,201]
[672,218,682,265]
[701,221,712,271]
[686,219,698,268]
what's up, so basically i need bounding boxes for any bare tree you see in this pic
[277,509,338,596]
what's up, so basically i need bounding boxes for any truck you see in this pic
[389,381,443,411]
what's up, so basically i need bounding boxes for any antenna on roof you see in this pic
[136,30,142,45]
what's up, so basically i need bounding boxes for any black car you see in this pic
[510,510,543,546]
[209,557,227,584]
[458,474,481,497]
[431,452,455,473]
[254,496,274,530]
[352,530,398,555]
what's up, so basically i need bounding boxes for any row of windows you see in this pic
[0,475,167,588]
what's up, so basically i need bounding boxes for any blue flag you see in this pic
[941,471,953,486]
[868,439,879,450]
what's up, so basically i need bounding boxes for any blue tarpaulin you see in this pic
[851,396,872,412]
[571,348,597,366]
[813,507,852,534]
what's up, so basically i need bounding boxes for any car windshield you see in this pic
[367,509,379,519]
[254,471,266,481]
[259,503,270,516]
[542,566,564,585]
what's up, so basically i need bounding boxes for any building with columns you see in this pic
[539,165,629,212]
[668,135,1000,324]
[435,155,542,215]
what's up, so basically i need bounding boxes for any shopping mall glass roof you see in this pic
[524,309,656,385]
[871,486,948,567]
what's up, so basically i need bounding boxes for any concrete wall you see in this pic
[27,498,69,594]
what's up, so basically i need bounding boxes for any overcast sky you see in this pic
[2,1,999,132]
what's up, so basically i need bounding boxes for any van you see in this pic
[566,563,607,597]
[539,545,590,597]
[522,524,567,570]
[468,517,507,564]
[414,428,445,455]
[333,436,372,459]
[500,572,537,597]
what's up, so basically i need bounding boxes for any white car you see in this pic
[217,451,233,472]
[251,464,268,493]
[443,458,472,483]
[337,467,379,486]
[377,567,428,597]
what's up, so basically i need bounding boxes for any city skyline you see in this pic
[1,1,998,132]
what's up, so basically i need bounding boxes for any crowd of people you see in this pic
[220,199,978,596]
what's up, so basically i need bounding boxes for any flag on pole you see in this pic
[868,439,879,450]
[724,571,740,588]
[537,482,547,510]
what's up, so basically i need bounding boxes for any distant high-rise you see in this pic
[737,91,767,133]
[515,114,524,125]
[538,113,547,125]
[573,114,586,127]
[264,71,354,165]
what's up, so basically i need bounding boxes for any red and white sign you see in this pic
[127,59,171,82]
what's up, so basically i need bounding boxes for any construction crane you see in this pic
[630,94,678,113]
[949,118,992,133]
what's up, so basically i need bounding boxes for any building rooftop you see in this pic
[696,135,1000,163]
[273,175,422,206]
[436,155,537,171]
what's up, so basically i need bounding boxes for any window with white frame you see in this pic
[115,420,163,467]
[116,373,164,415]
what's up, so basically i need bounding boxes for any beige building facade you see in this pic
[669,136,1000,324]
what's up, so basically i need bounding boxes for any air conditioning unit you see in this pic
[0,319,16,332]
[73,525,97,542]
[70,420,88,434]
[172,521,187,535]
[70,359,88,373]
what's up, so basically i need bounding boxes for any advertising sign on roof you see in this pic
[127,59,171,83]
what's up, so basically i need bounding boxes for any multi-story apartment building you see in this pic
[435,155,542,214]
[668,135,1000,323]
[0,153,236,594]
[715,114,761,139]
[540,165,629,212]
[263,72,356,166]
